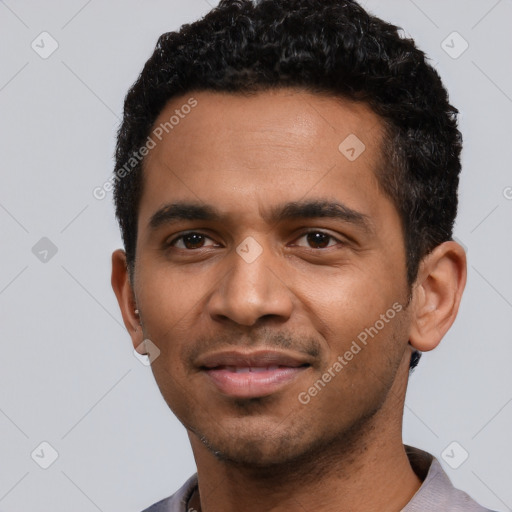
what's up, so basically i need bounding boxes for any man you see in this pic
[111,0,494,510]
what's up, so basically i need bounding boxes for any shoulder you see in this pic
[404,446,496,512]
[141,474,198,512]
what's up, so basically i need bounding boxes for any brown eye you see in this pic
[294,231,341,249]
[170,232,217,250]
[307,232,331,248]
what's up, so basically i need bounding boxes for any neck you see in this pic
[188,359,421,512]
[189,437,420,512]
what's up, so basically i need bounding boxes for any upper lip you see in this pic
[197,349,312,369]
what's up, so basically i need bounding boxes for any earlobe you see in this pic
[111,249,144,348]
[409,241,467,352]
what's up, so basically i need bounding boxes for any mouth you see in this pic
[198,350,311,399]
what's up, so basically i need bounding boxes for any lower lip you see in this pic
[203,366,308,398]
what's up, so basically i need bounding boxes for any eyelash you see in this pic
[166,230,344,250]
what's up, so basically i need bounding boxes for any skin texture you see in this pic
[111,88,467,512]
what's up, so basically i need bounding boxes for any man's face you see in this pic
[130,89,413,466]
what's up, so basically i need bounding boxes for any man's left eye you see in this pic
[293,231,342,249]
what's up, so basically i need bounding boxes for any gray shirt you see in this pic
[142,447,494,511]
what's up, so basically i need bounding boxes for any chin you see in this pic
[204,437,307,468]
[192,418,327,469]
[188,397,384,476]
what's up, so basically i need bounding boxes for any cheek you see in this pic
[137,262,214,333]
[291,262,403,343]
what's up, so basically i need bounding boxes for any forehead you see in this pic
[138,88,390,229]
[146,88,383,166]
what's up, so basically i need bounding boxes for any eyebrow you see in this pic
[148,199,373,233]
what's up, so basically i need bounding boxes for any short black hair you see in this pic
[113,0,463,369]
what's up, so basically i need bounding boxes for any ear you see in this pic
[409,241,467,352]
[111,249,145,352]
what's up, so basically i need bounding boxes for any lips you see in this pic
[198,350,311,399]
[219,365,281,373]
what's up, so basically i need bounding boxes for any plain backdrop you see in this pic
[0,1,511,511]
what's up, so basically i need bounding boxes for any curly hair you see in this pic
[113,0,463,368]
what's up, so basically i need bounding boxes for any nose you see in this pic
[206,241,294,327]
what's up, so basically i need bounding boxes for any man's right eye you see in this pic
[167,232,219,250]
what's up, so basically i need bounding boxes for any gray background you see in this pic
[0,0,511,511]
